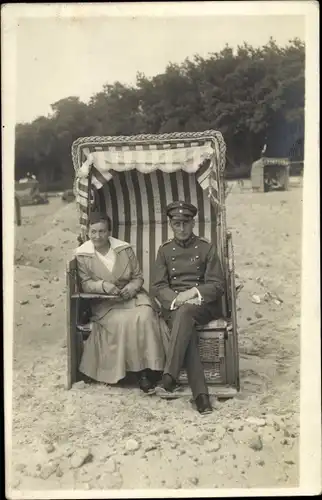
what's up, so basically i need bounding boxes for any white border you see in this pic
[0,1,319,18]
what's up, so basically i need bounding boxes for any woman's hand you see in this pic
[119,283,137,301]
[102,281,121,296]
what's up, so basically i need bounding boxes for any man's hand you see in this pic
[119,283,137,301]
[174,288,198,307]
[102,282,121,296]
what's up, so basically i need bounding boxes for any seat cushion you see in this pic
[196,318,229,331]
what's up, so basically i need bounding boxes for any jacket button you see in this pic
[197,266,200,270]
[195,283,199,286]
[173,277,177,280]
[172,268,175,271]
[195,245,198,249]
[171,257,175,261]
[196,256,199,259]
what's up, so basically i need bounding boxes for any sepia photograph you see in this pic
[2,2,320,498]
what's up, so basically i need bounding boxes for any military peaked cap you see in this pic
[166,201,198,220]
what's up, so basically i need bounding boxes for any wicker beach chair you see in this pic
[66,131,240,397]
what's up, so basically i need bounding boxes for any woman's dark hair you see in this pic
[105,216,112,231]
[89,212,112,231]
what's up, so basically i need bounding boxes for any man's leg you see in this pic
[184,333,208,399]
[163,303,214,396]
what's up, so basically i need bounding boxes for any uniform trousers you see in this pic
[162,301,221,399]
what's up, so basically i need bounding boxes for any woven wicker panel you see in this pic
[198,331,225,363]
[179,330,226,385]
[179,363,222,384]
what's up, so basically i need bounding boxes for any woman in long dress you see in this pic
[75,213,166,394]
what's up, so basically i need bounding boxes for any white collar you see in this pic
[75,237,130,256]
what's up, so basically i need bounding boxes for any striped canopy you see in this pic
[72,131,226,239]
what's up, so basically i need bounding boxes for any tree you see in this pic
[15,38,305,186]
[88,82,144,136]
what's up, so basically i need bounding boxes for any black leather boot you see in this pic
[195,393,213,415]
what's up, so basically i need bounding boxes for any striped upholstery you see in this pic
[75,155,217,230]
[101,169,217,291]
[73,131,226,239]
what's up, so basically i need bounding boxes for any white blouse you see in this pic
[95,247,116,272]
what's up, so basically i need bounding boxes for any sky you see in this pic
[15,14,305,124]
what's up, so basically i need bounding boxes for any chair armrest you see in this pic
[71,293,119,299]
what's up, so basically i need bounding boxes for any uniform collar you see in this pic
[173,233,197,248]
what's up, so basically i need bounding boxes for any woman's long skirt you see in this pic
[79,303,168,384]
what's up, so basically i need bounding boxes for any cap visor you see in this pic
[170,215,192,221]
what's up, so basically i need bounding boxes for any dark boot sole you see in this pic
[197,407,213,415]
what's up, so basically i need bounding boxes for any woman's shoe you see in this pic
[138,374,156,395]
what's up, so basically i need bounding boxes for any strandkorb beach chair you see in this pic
[67,130,240,398]
[251,157,290,192]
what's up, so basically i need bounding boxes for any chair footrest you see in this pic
[175,384,238,398]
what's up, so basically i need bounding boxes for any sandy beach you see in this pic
[10,178,302,492]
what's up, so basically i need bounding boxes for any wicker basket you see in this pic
[179,330,226,385]
[179,365,223,384]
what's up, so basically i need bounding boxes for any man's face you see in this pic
[170,218,195,241]
[89,221,109,249]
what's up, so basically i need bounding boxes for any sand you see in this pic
[10,178,302,493]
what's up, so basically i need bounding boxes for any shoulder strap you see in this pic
[198,236,211,244]
[160,239,173,247]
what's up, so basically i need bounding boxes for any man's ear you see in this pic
[192,219,195,228]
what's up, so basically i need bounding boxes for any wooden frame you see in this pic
[15,196,21,226]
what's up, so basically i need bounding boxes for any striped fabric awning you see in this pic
[100,169,219,292]
[72,131,226,239]
[78,142,213,185]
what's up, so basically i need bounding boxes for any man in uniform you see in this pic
[151,201,225,415]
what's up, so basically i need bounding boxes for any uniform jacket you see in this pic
[151,234,225,310]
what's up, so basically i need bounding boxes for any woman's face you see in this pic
[89,221,110,249]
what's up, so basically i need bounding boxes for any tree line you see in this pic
[15,37,305,190]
